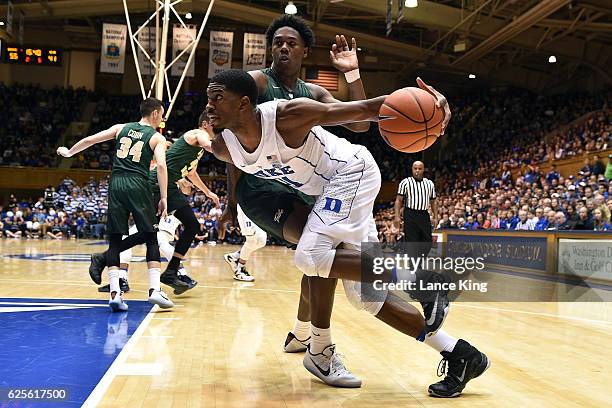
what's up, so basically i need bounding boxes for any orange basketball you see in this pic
[378,87,445,153]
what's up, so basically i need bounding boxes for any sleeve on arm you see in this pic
[397,179,407,196]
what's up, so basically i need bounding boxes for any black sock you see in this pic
[168,256,181,271]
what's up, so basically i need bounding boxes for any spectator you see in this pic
[593,208,611,231]
[573,207,594,230]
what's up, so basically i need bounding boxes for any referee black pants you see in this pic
[403,208,433,257]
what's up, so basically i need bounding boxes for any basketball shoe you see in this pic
[283,332,310,353]
[303,345,362,388]
[223,252,255,282]
[428,339,490,398]
[177,266,198,290]
[108,292,128,312]
[89,253,106,284]
[98,278,130,293]
[160,268,190,295]
[408,269,450,336]
[148,288,174,309]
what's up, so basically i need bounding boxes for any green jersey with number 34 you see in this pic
[112,122,156,178]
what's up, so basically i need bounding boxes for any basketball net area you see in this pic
[122,0,215,127]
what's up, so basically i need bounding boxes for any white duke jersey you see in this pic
[221,100,364,196]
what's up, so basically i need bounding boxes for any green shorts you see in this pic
[107,175,156,235]
[151,182,190,214]
[236,174,315,245]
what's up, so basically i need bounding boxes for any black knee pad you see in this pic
[144,232,161,262]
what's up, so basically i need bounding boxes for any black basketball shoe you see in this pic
[89,253,107,285]
[160,268,189,295]
[175,274,198,295]
[98,278,130,293]
[428,339,490,398]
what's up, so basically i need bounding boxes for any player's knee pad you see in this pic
[157,230,175,260]
[342,280,387,315]
[119,248,133,265]
[245,229,267,251]
[294,246,335,278]
[144,232,160,262]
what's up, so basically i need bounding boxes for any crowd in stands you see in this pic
[0,83,89,168]
[2,82,611,243]
[0,174,251,245]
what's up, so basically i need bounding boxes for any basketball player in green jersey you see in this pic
[57,98,173,311]
[88,112,220,295]
[220,15,370,364]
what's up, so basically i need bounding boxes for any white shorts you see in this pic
[158,215,181,237]
[305,148,381,247]
[237,204,265,237]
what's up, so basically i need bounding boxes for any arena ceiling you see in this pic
[1,0,611,91]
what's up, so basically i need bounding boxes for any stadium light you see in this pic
[405,0,418,8]
[0,21,5,26]
[548,55,557,63]
[285,2,298,14]
[185,12,192,20]
[468,73,476,79]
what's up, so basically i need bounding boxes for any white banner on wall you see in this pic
[18,10,24,46]
[558,239,612,281]
[208,30,233,78]
[242,32,266,71]
[171,24,196,77]
[6,0,13,36]
[137,27,157,76]
[100,23,127,74]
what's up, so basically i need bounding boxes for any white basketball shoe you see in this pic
[303,344,362,388]
[148,289,174,309]
[108,292,128,312]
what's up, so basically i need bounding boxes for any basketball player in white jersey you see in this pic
[206,70,489,395]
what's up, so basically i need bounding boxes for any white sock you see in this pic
[177,264,186,275]
[109,268,120,296]
[292,319,311,341]
[118,269,128,280]
[233,250,241,259]
[423,330,458,353]
[310,325,332,354]
[148,268,161,292]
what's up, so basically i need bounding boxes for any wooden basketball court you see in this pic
[1,239,610,407]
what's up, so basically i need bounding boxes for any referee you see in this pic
[394,161,438,254]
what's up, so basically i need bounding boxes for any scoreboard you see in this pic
[2,44,62,66]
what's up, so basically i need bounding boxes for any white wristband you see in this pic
[344,69,361,83]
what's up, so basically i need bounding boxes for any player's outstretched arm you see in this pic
[276,96,386,145]
[186,168,220,206]
[151,134,168,218]
[56,124,124,157]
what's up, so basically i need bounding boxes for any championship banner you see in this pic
[171,24,196,77]
[6,0,13,36]
[208,30,233,78]
[100,23,127,74]
[242,32,266,71]
[137,27,156,76]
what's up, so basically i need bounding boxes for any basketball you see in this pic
[378,87,445,153]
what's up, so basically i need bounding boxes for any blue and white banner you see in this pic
[171,24,196,77]
[208,30,233,78]
[242,32,266,71]
[100,23,127,74]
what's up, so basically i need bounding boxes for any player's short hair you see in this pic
[265,14,315,49]
[210,70,258,107]
[140,97,163,117]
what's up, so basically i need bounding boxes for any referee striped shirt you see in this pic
[398,177,436,211]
